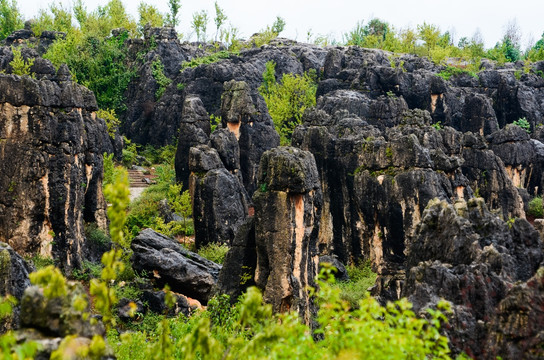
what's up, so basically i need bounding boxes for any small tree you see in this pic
[166,0,181,27]
[9,46,34,77]
[138,2,164,33]
[0,0,23,41]
[214,1,227,42]
[191,10,208,43]
[271,16,285,36]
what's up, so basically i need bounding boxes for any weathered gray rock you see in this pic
[20,282,105,338]
[215,217,257,303]
[131,228,222,303]
[174,96,212,189]
[253,147,322,324]
[399,198,543,358]
[189,145,250,248]
[0,49,109,270]
[0,242,33,331]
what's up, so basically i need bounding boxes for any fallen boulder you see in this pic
[131,228,222,303]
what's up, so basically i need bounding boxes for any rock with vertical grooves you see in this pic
[0,47,109,270]
[174,96,211,190]
[189,145,250,248]
[253,146,322,325]
[399,198,543,358]
[215,217,257,303]
[220,80,280,195]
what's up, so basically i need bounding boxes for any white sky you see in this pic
[18,0,544,49]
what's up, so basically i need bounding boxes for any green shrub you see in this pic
[103,152,115,187]
[180,50,233,70]
[9,46,34,77]
[528,196,543,218]
[85,222,111,248]
[151,58,172,100]
[26,254,55,270]
[513,117,531,133]
[259,61,317,145]
[97,108,120,139]
[0,0,23,41]
[437,65,477,81]
[197,243,230,264]
[71,260,103,281]
[333,260,377,309]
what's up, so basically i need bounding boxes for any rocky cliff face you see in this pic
[0,47,109,268]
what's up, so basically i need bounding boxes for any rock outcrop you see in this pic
[0,47,109,269]
[253,147,322,325]
[189,145,250,249]
[399,198,543,358]
[0,242,33,331]
[131,228,222,303]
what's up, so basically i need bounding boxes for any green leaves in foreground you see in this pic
[111,265,454,360]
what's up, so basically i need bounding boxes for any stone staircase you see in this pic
[128,169,157,188]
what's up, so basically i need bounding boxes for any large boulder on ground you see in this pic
[253,147,322,325]
[131,228,222,303]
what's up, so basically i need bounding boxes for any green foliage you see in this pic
[251,16,286,47]
[259,60,317,145]
[180,50,233,70]
[332,260,377,309]
[140,143,177,165]
[103,152,115,187]
[432,121,443,130]
[437,65,477,81]
[209,114,221,132]
[151,58,172,100]
[0,0,23,41]
[165,0,181,27]
[191,10,209,42]
[29,265,67,298]
[85,221,111,248]
[104,167,131,255]
[197,243,229,264]
[31,2,72,36]
[51,334,106,360]
[41,1,137,114]
[528,196,543,218]
[9,46,34,77]
[513,117,531,133]
[213,1,227,42]
[97,108,120,139]
[122,137,139,167]
[25,254,55,270]
[71,260,103,281]
[137,2,164,33]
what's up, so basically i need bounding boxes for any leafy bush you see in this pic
[197,243,229,264]
[259,61,317,145]
[333,260,377,309]
[151,58,172,100]
[9,46,34,77]
[513,117,531,133]
[437,65,477,81]
[25,254,55,270]
[97,108,120,139]
[0,0,23,41]
[103,152,115,187]
[528,196,543,218]
[180,50,233,70]
[71,260,103,281]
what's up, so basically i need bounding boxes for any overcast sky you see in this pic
[18,0,544,49]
